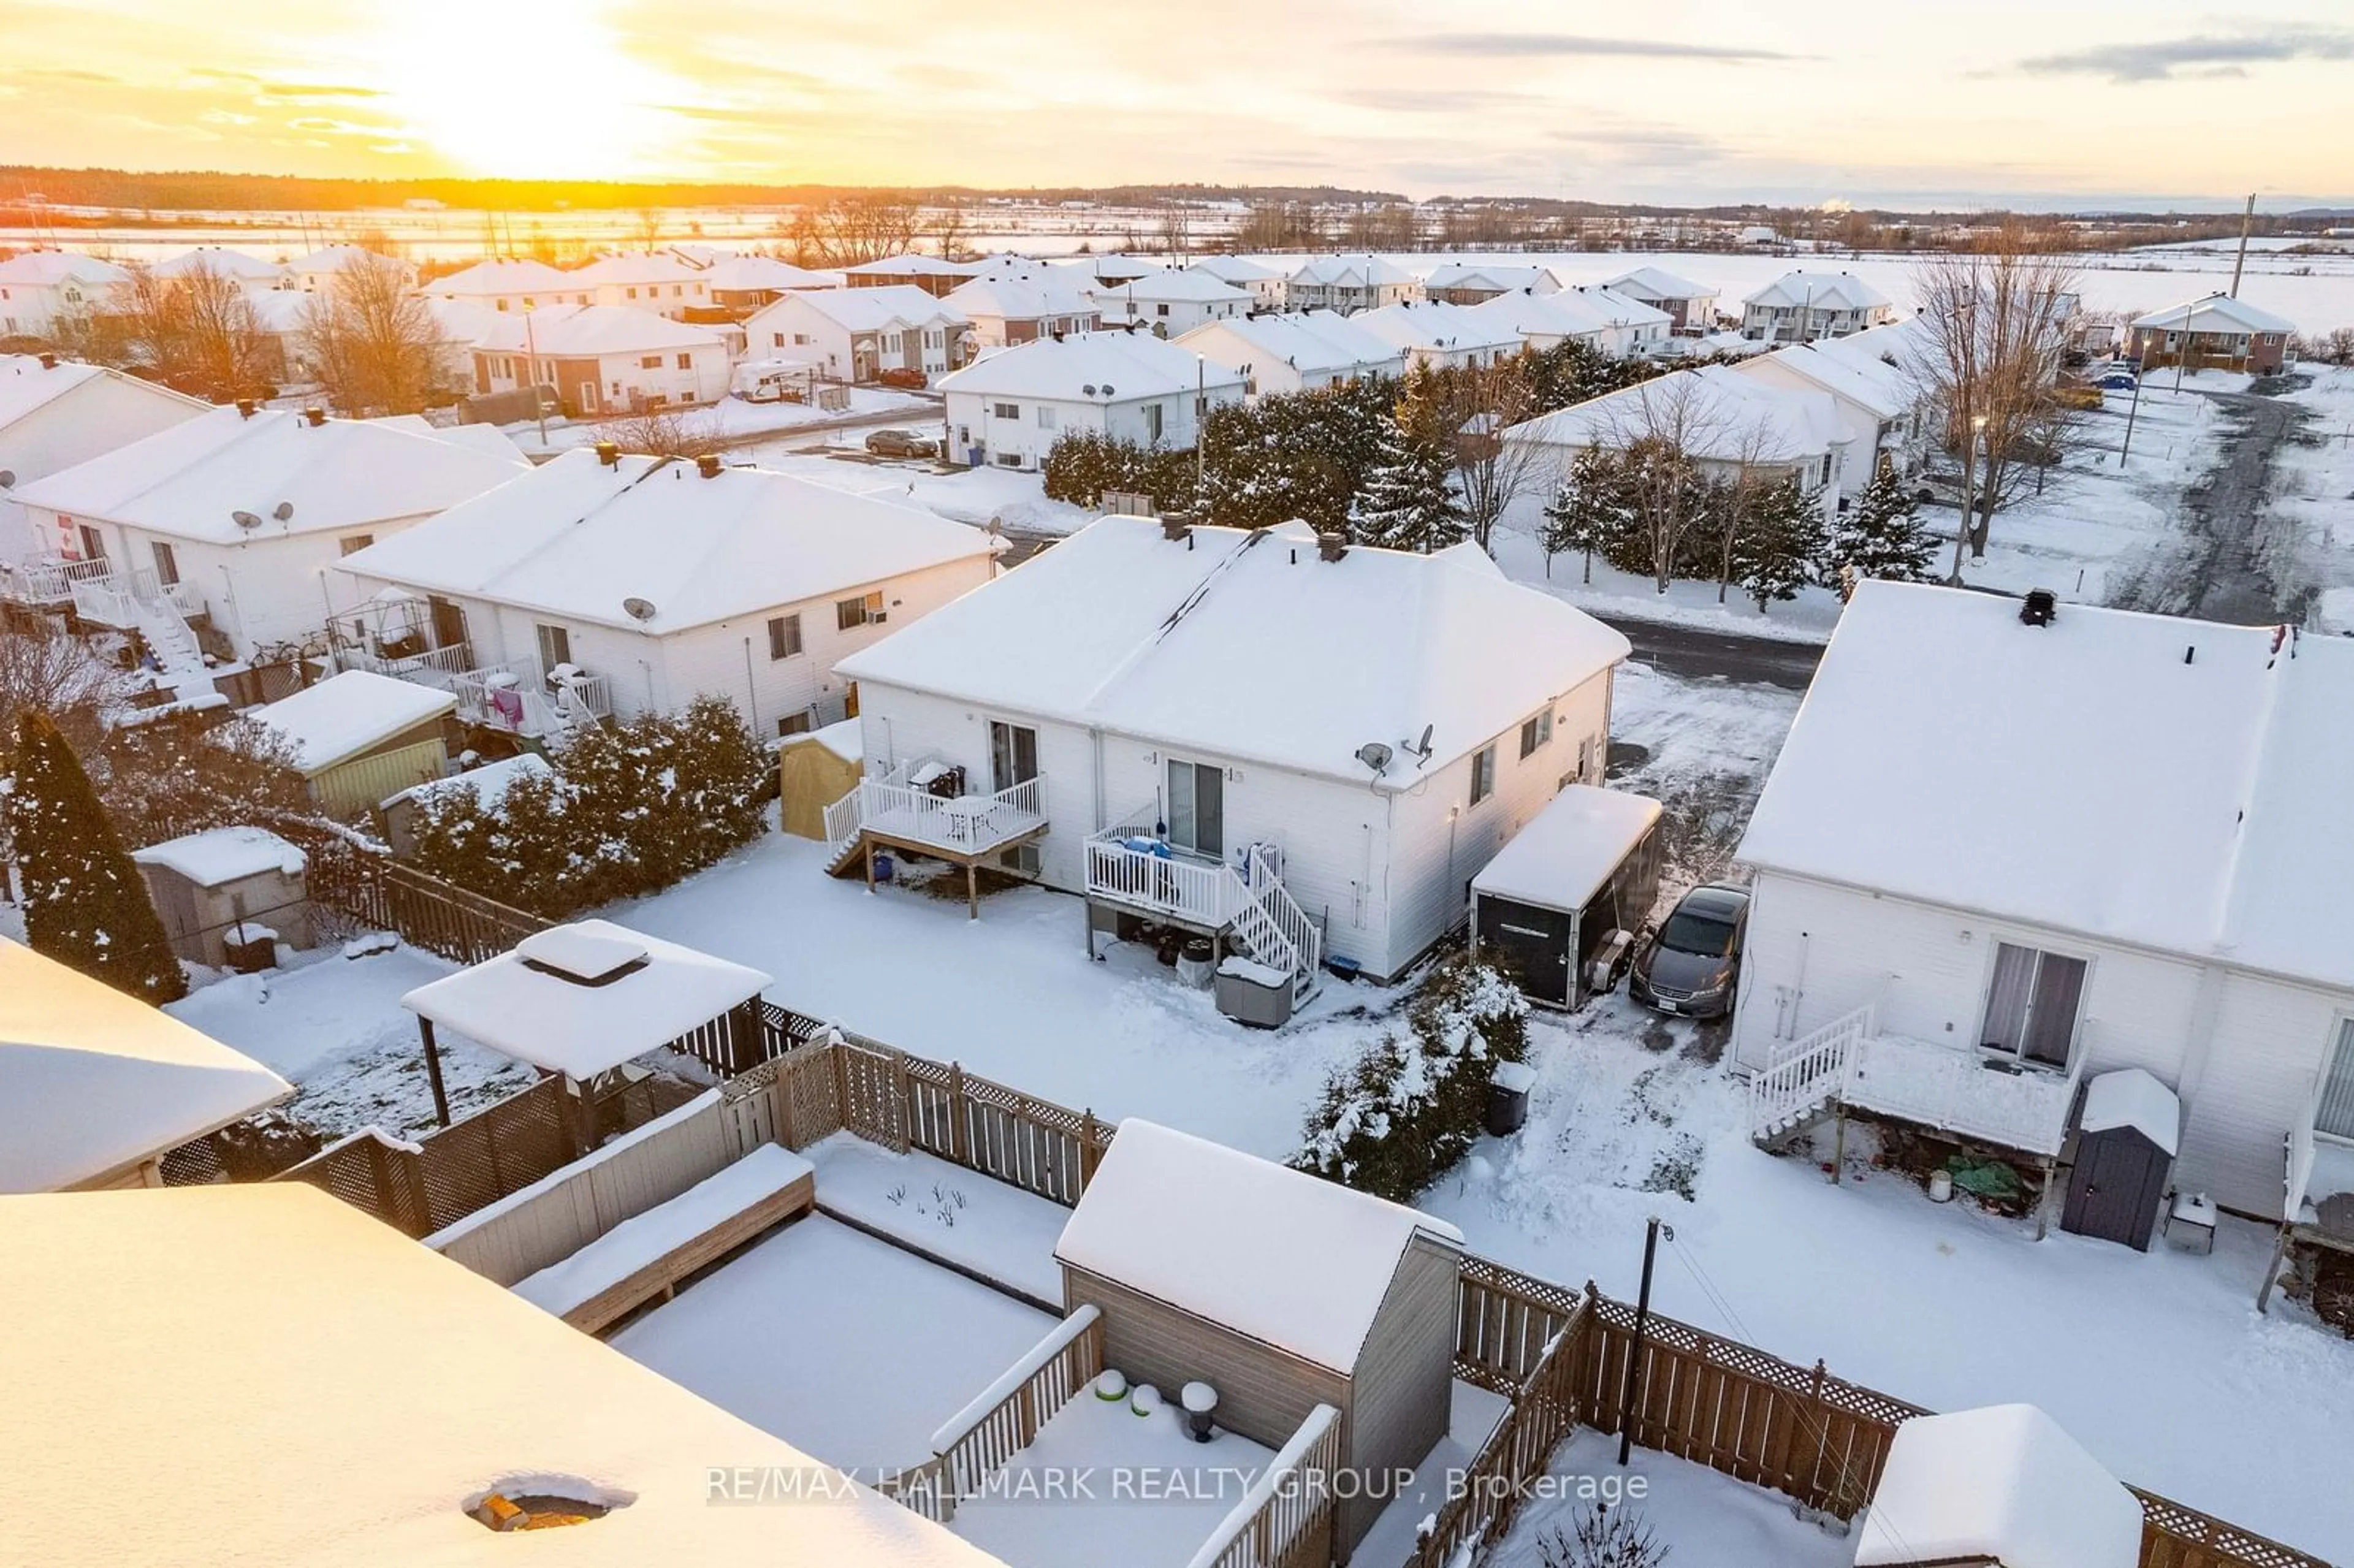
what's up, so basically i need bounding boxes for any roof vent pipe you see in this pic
[2019,588,2058,627]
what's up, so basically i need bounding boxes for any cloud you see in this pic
[2017,26,2354,82]
[1327,86,1548,114]
[258,81,386,102]
[1387,32,1805,63]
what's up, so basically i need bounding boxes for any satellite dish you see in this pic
[1100,383,1115,397]
[272,500,295,522]
[1406,723,1434,764]
[230,509,263,530]
[1355,742,1393,775]
[1082,384,1097,396]
[622,596,658,622]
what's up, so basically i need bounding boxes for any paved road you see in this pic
[2108,381,2315,625]
[1598,617,1824,690]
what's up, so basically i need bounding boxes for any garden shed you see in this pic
[378,752,553,859]
[1054,1119,1463,1556]
[775,718,863,840]
[1471,785,1663,1007]
[2061,1067,2180,1251]
[131,826,311,967]
[1854,1403,2141,1568]
[246,669,455,815]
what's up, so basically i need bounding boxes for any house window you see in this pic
[535,623,572,672]
[773,332,786,348]
[1145,403,1164,441]
[1518,709,1553,759]
[997,452,1023,468]
[338,534,373,557]
[836,590,884,631]
[1037,406,1057,429]
[150,541,178,587]
[1166,759,1224,858]
[676,352,692,370]
[639,354,663,370]
[777,712,813,736]
[994,401,1020,421]
[1979,942,2087,1068]
[2318,1021,2354,1141]
[768,613,803,660]
[1469,744,1497,806]
[793,332,812,346]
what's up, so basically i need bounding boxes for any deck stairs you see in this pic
[1745,1003,1876,1146]
[1084,811,1322,1005]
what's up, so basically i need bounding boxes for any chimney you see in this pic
[2019,588,2058,627]
[303,406,326,427]
[696,453,723,479]
[1159,509,1193,542]
[37,352,57,370]
[594,440,620,468]
[235,397,258,420]
[1317,531,1348,563]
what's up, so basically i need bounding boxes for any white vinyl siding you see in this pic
[2318,1021,2354,1141]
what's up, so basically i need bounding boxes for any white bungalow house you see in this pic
[1740,270,1896,342]
[942,274,1102,350]
[0,355,207,569]
[1053,254,1164,291]
[1732,322,1931,476]
[0,251,132,339]
[937,332,1246,471]
[335,447,997,739]
[1352,300,1523,371]
[568,252,715,319]
[702,255,844,315]
[284,245,419,295]
[470,305,730,416]
[1602,266,1720,334]
[152,247,288,294]
[1734,582,2354,1225]
[1186,255,1287,311]
[1173,311,1406,398]
[422,257,590,314]
[840,253,980,297]
[1089,269,1253,337]
[831,514,1631,988]
[743,286,971,384]
[1468,286,1672,359]
[9,405,527,669]
[2128,294,2296,374]
[1421,262,1556,305]
[1501,363,1854,522]
[1284,255,1422,315]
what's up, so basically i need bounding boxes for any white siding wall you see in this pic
[582,346,732,411]
[2184,976,2350,1219]
[745,299,855,379]
[851,685,1102,885]
[945,392,1111,472]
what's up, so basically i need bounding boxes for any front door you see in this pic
[151,541,178,588]
[1981,943,2086,1068]
[77,524,105,561]
[428,595,468,652]
[1165,759,1223,859]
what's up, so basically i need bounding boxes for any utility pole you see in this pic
[1617,1216,1672,1466]
[2228,194,2255,299]
[1195,358,1207,503]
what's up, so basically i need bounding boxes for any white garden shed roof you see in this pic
[2078,1068,2182,1157]
[402,919,771,1079]
[131,826,305,887]
[0,1183,1000,1566]
[1056,1119,1462,1372]
[1473,786,1661,911]
[1854,1404,2141,1568]
[247,669,456,775]
[0,938,289,1192]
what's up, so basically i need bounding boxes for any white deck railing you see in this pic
[0,554,113,605]
[1747,1003,1876,1140]
[1083,812,1320,993]
[338,639,474,682]
[851,766,1047,858]
[452,658,612,737]
[1085,832,1232,927]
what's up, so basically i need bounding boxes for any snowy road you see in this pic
[2108,382,2318,624]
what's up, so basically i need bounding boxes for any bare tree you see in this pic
[632,207,666,254]
[929,197,972,260]
[300,252,452,415]
[118,261,273,399]
[1430,359,1545,553]
[1154,199,1194,261]
[0,624,129,762]
[593,408,726,458]
[788,195,924,268]
[1707,416,1791,603]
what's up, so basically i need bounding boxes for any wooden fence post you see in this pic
[949,1063,969,1164]
[1080,1111,1100,1190]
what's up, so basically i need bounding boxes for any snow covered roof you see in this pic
[755,284,969,333]
[1739,340,1914,422]
[2130,292,2295,335]
[1055,254,1163,284]
[1604,265,1715,301]
[1088,268,1251,306]
[0,938,289,1192]
[248,669,456,775]
[782,715,864,763]
[131,826,305,887]
[403,918,771,1079]
[0,249,132,288]
[1423,262,1550,294]
[842,253,980,279]
[944,274,1099,322]
[837,516,1629,787]
[1739,582,2354,991]
[2078,1068,2181,1156]
[383,752,554,813]
[338,448,993,635]
[1288,254,1415,288]
[0,353,204,434]
[1854,1404,2141,1568]
[1187,255,1281,285]
[0,1182,999,1566]
[424,257,576,297]
[473,303,723,357]
[422,296,505,348]
[938,330,1246,404]
[1352,300,1523,356]
[1744,270,1891,312]
[1473,786,1661,910]
[11,404,529,543]
[153,246,286,284]
[1503,364,1843,464]
[703,254,842,292]
[1056,1119,1462,1372]
[1470,287,1669,344]
[287,243,397,276]
[568,251,702,288]
[1174,311,1404,378]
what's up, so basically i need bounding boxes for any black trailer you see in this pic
[1471,786,1663,1008]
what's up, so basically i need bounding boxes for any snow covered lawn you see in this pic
[806,1133,1071,1303]
[610,1214,1055,1473]
[1486,1429,1854,1568]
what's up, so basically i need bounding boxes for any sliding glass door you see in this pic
[1165,759,1224,859]
[1980,942,2086,1068]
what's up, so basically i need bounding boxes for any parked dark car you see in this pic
[864,428,938,459]
[1629,883,1750,1019]
[2097,371,2138,392]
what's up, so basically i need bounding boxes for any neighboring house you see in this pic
[840,253,979,297]
[1088,268,1252,337]
[1284,255,1422,314]
[937,331,1247,471]
[2128,294,2296,374]
[1352,300,1523,371]
[1733,324,1930,476]
[0,251,132,338]
[1733,583,2354,1224]
[1501,363,1854,522]
[422,257,589,313]
[1602,265,1720,334]
[743,286,972,384]
[10,405,528,665]
[1056,1117,1466,1554]
[1187,254,1287,311]
[942,274,1102,350]
[1421,262,1556,305]
[246,669,456,813]
[1054,254,1163,291]
[833,514,1631,986]
[284,245,417,295]
[152,246,288,293]
[0,354,207,568]
[568,251,714,319]
[243,290,318,385]
[131,826,313,966]
[702,254,844,315]
[335,447,997,738]
[0,938,289,1192]
[1173,310,1406,398]
[1740,270,1897,341]
[421,296,505,387]
[1470,285,1672,358]
[471,304,731,415]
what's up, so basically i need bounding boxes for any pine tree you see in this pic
[1349,416,1467,552]
[7,711,187,1003]
[1539,447,1623,583]
[1823,461,1936,595]
[1731,480,1828,612]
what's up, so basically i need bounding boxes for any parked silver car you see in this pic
[1629,883,1750,1019]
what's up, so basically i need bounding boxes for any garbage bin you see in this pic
[223,923,278,975]
[1487,1060,1537,1136]
[1176,937,1216,988]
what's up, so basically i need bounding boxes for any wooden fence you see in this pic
[880,1306,1107,1525]
[1410,1295,1596,1568]
[300,835,548,966]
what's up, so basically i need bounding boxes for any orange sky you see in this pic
[1,0,2350,204]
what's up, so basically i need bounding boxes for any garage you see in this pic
[1471,785,1663,1008]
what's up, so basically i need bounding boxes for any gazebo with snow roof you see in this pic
[401,919,771,1138]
